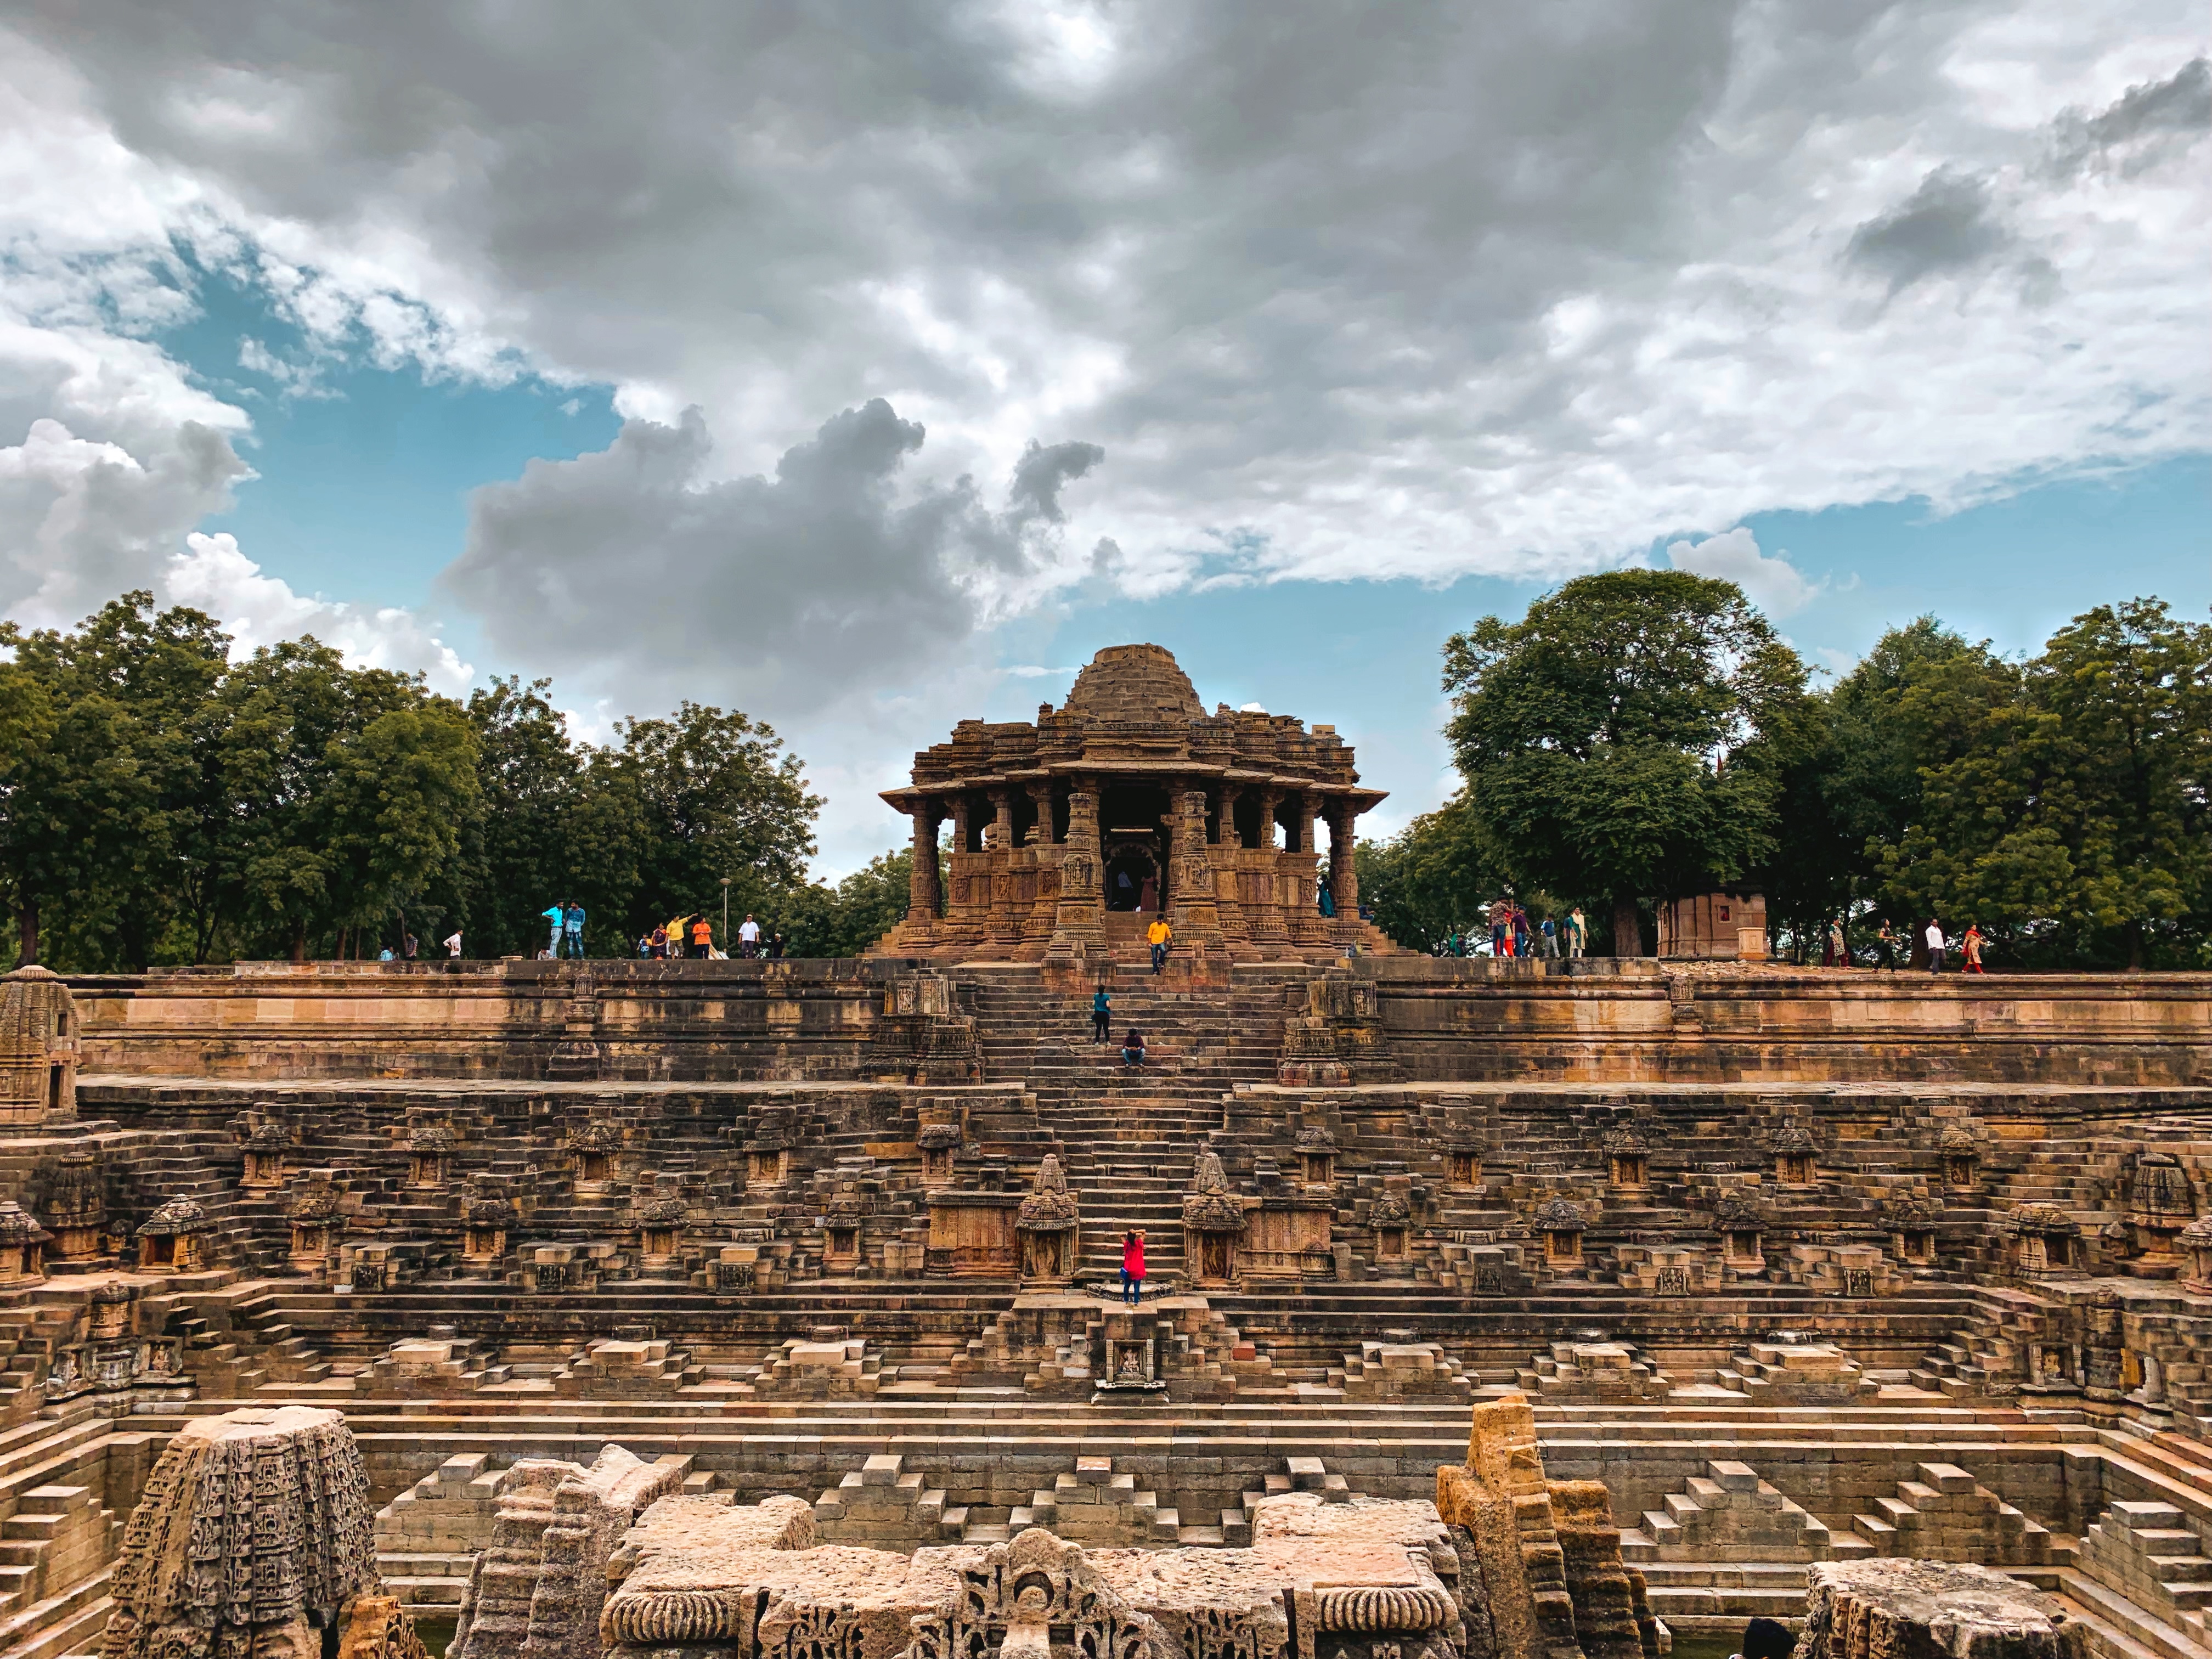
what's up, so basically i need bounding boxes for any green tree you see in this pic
[1764,618,2002,958]
[187,641,477,960]
[777,848,915,957]
[0,595,229,968]
[1443,570,1810,955]
[1354,799,1498,950]
[1875,599,2210,967]
[606,702,822,947]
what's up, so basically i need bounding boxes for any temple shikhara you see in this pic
[873,644,1395,962]
[0,643,2205,1659]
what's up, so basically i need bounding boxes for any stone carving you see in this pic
[2183,1215,2212,1290]
[2004,1203,2081,1275]
[1016,1156,1081,1284]
[1533,1200,1585,1274]
[97,1406,411,1659]
[1183,1147,1247,1285]
[453,1444,685,1659]
[860,974,984,1085]
[1795,1559,2081,1659]
[0,964,77,1126]
[405,1121,454,1188]
[241,1116,291,1188]
[136,1195,214,1272]
[911,1526,1170,1659]
[288,1171,342,1272]
[2126,1150,2195,1259]
[0,1199,49,1285]
[46,1147,106,1261]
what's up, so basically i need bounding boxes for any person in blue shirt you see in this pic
[562,902,586,959]
[541,904,563,958]
[1091,986,1111,1045]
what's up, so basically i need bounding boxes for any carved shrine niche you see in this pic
[135,1195,213,1273]
[1604,1126,1650,1190]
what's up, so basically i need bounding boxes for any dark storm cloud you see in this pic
[2046,57,2212,178]
[1844,168,2014,293]
[444,398,1101,713]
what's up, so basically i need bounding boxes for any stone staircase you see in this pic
[1847,1462,2054,1564]
[2078,1500,2212,1643]
[1622,1460,1867,1564]
[816,1450,1357,1551]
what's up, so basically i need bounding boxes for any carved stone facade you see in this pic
[99,1406,421,1659]
[0,964,77,1125]
[871,644,1392,964]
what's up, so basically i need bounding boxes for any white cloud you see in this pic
[1664,527,1826,618]
[168,531,475,696]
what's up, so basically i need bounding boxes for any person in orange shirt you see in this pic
[689,916,713,959]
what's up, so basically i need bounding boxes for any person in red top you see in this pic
[1120,1230,1146,1306]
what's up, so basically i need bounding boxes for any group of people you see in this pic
[638,913,720,958]
[1090,986,1150,1070]
[540,901,588,959]
[1845,918,1989,973]
[1432,901,1587,960]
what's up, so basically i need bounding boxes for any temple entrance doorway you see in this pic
[1104,843,1161,912]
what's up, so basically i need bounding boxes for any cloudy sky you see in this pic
[2,1,2205,874]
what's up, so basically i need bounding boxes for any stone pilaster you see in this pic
[1165,788,1223,945]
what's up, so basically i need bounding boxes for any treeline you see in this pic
[0,593,907,968]
[1358,575,2210,970]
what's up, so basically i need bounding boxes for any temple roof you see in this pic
[1060,644,1204,726]
[881,643,1386,812]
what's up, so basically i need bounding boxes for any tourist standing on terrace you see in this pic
[1876,921,1899,970]
[738,913,761,957]
[443,930,462,957]
[1566,906,1587,958]
[1147,916,1172,973]
[1827,917,1846,967]
[1962,923,1986,973]
[1120,1231,1146,1306]
[563,902,586,958]
[541,902,563,957]
[1091,986,1111,1043]
[1925,918,1947,973]
[690,916,713,958]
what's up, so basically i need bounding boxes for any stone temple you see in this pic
[0,641,2205,1659]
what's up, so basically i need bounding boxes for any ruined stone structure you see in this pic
[871,645,1395,964]
[0,652,2208,1659]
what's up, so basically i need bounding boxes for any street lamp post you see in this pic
[720,878,731,953]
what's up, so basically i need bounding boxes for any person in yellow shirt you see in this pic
[1146,916,1172,975]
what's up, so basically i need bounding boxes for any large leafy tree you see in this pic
[1764,618,2002,957]
[1874,599,2210,967]
[604,702,822,946]
[777,848,916,957]
[1443,570,1810,955]
[183,641,478,960]
[1355,798,1498,951]
[0,595,229,968]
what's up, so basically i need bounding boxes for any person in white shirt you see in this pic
[444,931,463,958]
[737,913,761,958]
[1923,919,1945,973]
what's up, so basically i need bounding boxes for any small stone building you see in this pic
[1656,889,1769,961]
[0,965,77,1126]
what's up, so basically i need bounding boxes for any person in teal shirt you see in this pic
[1091,987,1111,1044]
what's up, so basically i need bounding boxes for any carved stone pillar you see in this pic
[1288,792,1329,947]
[1046,782,1105,958]
[1210,785,1246,944]
[1165,788,1223,944]
[1020,781,1061,948]
[1327,801,1362,938]
[906,801,941,937]
[986,789,1022,947]
[1251,788,1289,944]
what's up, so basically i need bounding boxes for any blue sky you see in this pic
[1,7,2204,873]
[163,307,2211,858]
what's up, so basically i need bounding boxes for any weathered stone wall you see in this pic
[66,959,2212,1087]
[1364,960,2212,1086]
